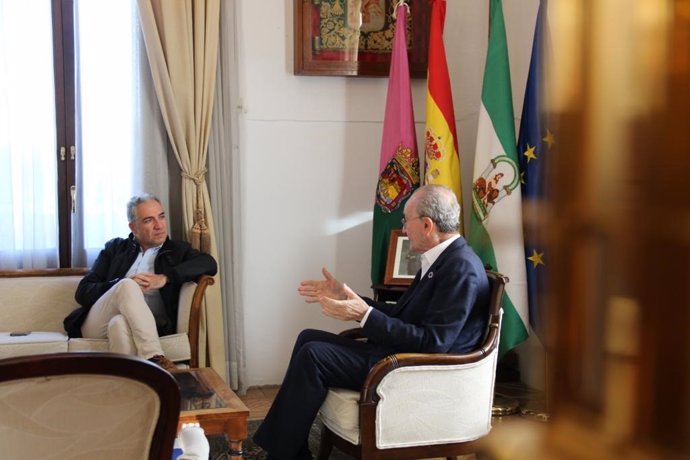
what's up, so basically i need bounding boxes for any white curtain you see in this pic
[72,0,168,267]
[208,0,246,392]
[0,1,59,269]
[0,0,167,270]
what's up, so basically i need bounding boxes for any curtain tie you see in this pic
[181,168,208,185]
[182,168,211,253]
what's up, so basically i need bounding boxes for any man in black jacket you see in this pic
[63,193,217,371]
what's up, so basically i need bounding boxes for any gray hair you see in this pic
[414,185,460,233]
[126,193,161,223]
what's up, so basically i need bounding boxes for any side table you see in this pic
[371,283,407,302]
[173,367,249,460]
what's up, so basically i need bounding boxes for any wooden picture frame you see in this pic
[384,229,421,285]
[294,0,430,77]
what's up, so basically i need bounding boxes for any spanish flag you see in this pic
[424,0,462,230]
[370,2,420,285]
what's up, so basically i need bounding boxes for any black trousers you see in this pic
[252,328,392,459]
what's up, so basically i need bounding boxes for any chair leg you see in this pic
[316,425,334,460]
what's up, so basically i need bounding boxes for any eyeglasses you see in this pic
[401,216,424,227]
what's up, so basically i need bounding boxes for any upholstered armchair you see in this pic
[0,352,181,460]
[317,270,508,460]
[0,270,214,368]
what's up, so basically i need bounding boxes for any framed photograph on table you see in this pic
[384,229,421,285]
[293,0,430,77]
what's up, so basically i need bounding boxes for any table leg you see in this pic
[227,438,244,460]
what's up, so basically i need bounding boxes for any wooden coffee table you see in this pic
[173,367,249,459]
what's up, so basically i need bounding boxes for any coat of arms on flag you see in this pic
[376,144,420,213]
[472,155,520,222]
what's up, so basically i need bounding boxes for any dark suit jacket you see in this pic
[362,236,489,354]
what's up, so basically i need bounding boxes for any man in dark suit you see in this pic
[253,184,490,459]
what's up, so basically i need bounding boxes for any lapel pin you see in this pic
[427,271,434,279]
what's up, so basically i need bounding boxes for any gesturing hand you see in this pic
[297,267,346,303]
[319,283,368,322]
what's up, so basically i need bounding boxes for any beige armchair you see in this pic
[0,352,180,460]
[0,270,214,368]
[317,270,508,460]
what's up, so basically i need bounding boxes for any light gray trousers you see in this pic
[80,278,163,359]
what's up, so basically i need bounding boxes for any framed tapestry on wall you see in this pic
[294,0,430,77]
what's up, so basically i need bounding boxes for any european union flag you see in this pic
[517,1,552,337]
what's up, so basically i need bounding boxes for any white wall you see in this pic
[235,0,542,388]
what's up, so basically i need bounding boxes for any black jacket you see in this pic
[63,233,217,338]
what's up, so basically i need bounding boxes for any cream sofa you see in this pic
[0,269,214,367]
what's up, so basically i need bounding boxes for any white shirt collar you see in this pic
[420,234,460,279]
[125,244,163,278]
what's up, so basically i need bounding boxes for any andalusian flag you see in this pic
[371,2,420,285]
[469,0,529,356]
[424,0,462,229]
[518,0,551,337]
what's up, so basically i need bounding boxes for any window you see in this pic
[0,0,59,268]
[0,0,166,269]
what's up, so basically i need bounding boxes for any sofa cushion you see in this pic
[0,331,67,345]
[0,332,69,359]
[319,387,361,445]
[67,338,110,353]
[0,276,82,332]
[159,333,191,362]
[68,333,191,363]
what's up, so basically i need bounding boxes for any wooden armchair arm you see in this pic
[187,275,215,368]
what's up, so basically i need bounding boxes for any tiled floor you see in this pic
[238,385,280,421]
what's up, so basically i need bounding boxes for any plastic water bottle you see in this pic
[172,422,210,459]
[171,436,183,460]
